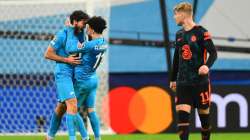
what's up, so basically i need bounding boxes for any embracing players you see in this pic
[45,10,107,140]
[66,16,107,140]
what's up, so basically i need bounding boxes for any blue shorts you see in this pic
[74,75,98,108]
[55,74,76,102]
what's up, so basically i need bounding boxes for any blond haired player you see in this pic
[170,2,217,140]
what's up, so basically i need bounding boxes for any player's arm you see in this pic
[44,46,80,65]
[170,39,179,91]
[199,28,217,75]
[44,30,80,65]
[171,47,179,80]
[202,31,217,67]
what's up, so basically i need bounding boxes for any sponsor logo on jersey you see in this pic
[182,44,192,60]
[77,41,83,49]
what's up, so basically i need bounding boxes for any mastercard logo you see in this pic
[101,86,173,134]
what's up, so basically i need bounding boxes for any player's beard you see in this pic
[74,26,84,36]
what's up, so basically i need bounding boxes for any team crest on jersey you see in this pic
[191,35,197,42]
[77,41,84,49]
[182,44,192,60]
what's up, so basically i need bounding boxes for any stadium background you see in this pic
[0,0,250,139]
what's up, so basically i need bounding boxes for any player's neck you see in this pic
[183,19,196,31]
[91,33,103,40]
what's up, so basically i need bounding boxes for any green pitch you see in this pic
[1,133,250,140]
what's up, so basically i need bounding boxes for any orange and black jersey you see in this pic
[171,25,217,85]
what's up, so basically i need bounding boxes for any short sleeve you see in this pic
[49,30,66,51]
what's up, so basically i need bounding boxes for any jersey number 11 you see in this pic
[93,52,104,70]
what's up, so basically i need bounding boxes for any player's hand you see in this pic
[170,81,176,92]
[198,65,209,75]
[64,56,81,65]
[64,17,72,26]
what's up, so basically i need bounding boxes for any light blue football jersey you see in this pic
[65,37,108,80]
[49,27,74,77]
[50,27,86,76]
[49,27,85,102]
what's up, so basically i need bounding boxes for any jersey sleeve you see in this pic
[200,27,217,68]
[170,34,180,81]
[49,30,66,51]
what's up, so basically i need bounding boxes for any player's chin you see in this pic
[199,72,208,76]
[171,88,176,92]
[177,23,182,26]
[177,22,183,26]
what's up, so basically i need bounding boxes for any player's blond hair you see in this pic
[174,2,193,15]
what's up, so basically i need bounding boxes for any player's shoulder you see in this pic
[90,38,106,45]
[175,29,185,43]
[101,39,108,50]
[176,28,185,36]
[100,38,108,45]
[194,25,208,33]
[56,27,69,37]
[194,25,212,40]
[99,38,108,47]
[86,39,97,46]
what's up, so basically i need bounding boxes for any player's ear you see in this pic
[86,24,94,34]
[65,17,74,27]
[86,24,89,30]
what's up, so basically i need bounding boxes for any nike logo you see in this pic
[177,38,182,42]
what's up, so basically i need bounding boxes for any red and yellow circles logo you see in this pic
[101,86,173,134]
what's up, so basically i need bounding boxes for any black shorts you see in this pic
[176,83,211,109]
